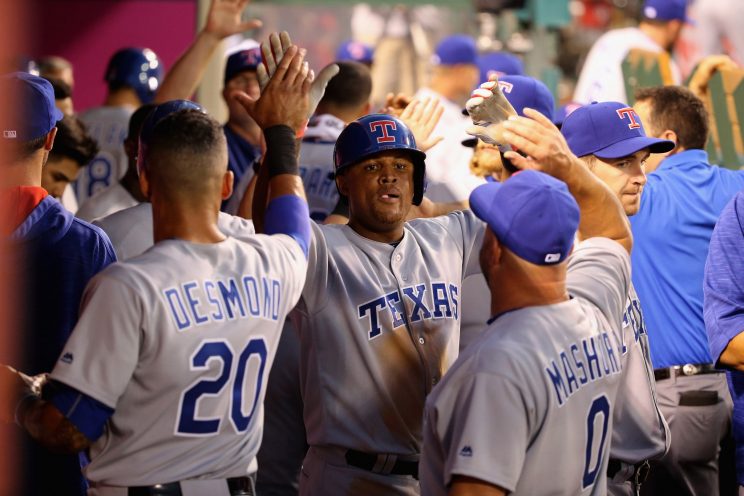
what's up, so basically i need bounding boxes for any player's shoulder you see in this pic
[217,212,256,240]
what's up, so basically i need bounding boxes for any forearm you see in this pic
[19,399,91,454]
[719,332,744,372]
[155,31,222,103]
[558,157,632,252]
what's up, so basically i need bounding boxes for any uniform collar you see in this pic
[657,149,708,172]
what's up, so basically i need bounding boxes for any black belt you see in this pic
[653,363,722,381]
[607,459,651,486]
[345,449,419,479]
[128,476,254,496]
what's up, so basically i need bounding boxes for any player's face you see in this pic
[471,140,503,179]
[224,70,260,123]
[589,149,649,216]
[338,150,415,242]
[41,156,81,199]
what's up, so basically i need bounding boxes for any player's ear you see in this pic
[335,171,349,197]
[222,170,234,200]
[43,127,57,152]
[658,129,677,150]
[138,168,151,200]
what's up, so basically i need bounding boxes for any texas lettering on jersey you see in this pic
[545,331,623,407]
[358,282,459,340]
[164,275,284,332]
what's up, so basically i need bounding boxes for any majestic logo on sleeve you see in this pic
[497,81,514,94]
[369,120,397,144]
[616,107,641,129]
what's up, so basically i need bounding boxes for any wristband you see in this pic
[264,125,300,178]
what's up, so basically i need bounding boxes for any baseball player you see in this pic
[241,35,483,495]
[1,47,312,494]
[75,103,155,222]
[76,48,163,208]
[420,103,633,496]
[561,101,674,495]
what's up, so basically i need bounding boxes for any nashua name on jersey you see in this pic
[545,331,622,407]
[163,276,283,331]
[358,282,459,340]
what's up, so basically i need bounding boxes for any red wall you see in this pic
[31,0,197,112]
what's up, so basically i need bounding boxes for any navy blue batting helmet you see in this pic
[105,47,163,104]
[137,99,206,175]
[334,114,427,205]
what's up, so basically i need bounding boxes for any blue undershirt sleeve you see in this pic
[46,380,115,443]
[264,194,311,259]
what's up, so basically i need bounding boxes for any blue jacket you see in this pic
[630,149,744,368]
[11,195,116,496]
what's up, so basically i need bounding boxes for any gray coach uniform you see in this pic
[293,212,483,495]
[420,237,630,495]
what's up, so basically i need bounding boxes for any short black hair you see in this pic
[320,61,372,110]
[146,110,227,196]
[634,85,709,150]
[49,115,99,166]
[127,103,157,141]
[43,77,72,100]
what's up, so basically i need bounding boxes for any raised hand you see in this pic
[380,92,413,117]
[234,45,313,133]
[500,108,578,180]
[398,97,444,152]
[257,31,339,119]
[465,79,518,147]
[204,0,261,40]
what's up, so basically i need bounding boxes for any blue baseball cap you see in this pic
[336,40,374,64]
[561,101,674,159]
[553,102,583,127]
[477,52,524,83]
[0,71,63,142]
[224,40,262,85]
[642,0,691,23]
[470,170,579,265]
[433,35,477,66]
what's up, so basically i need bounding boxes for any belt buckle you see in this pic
[681,364,699,376]
[634,460,651,486]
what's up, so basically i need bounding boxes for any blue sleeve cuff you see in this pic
[265,195,310,259]
[47,380,115,442]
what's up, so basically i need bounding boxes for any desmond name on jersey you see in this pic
[358,282,459,340]
[164,276,283,331]
[546,331,622,407]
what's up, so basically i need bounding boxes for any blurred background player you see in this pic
[75,103,155,222]
[39,115,99,200]
[37,55,74,90]
[335,40,374,66]
[476,51,524,82]
[0,71,115,496]
[415,34,483,203]
[76,47,163,209]
[573,0,687,105]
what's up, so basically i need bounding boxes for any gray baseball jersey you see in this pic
[75,182,138,222]
[292,211,483,455]
[94,202,255,260]
[77,105,134,205]
[420,237,630,496]
[50,233,305,486]
[611,284,670,463]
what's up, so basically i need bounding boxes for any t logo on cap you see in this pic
[498,81,514,94]
[616,107,641,130]
[369,120,397,144]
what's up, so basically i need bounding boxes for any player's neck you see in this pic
[120,166,147,202]
[1,155,43,189]
[104,89,140,108]
[348,218,405,244]
[489,268,569,317]
[151,200,225,244]
[639,22,671,51]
